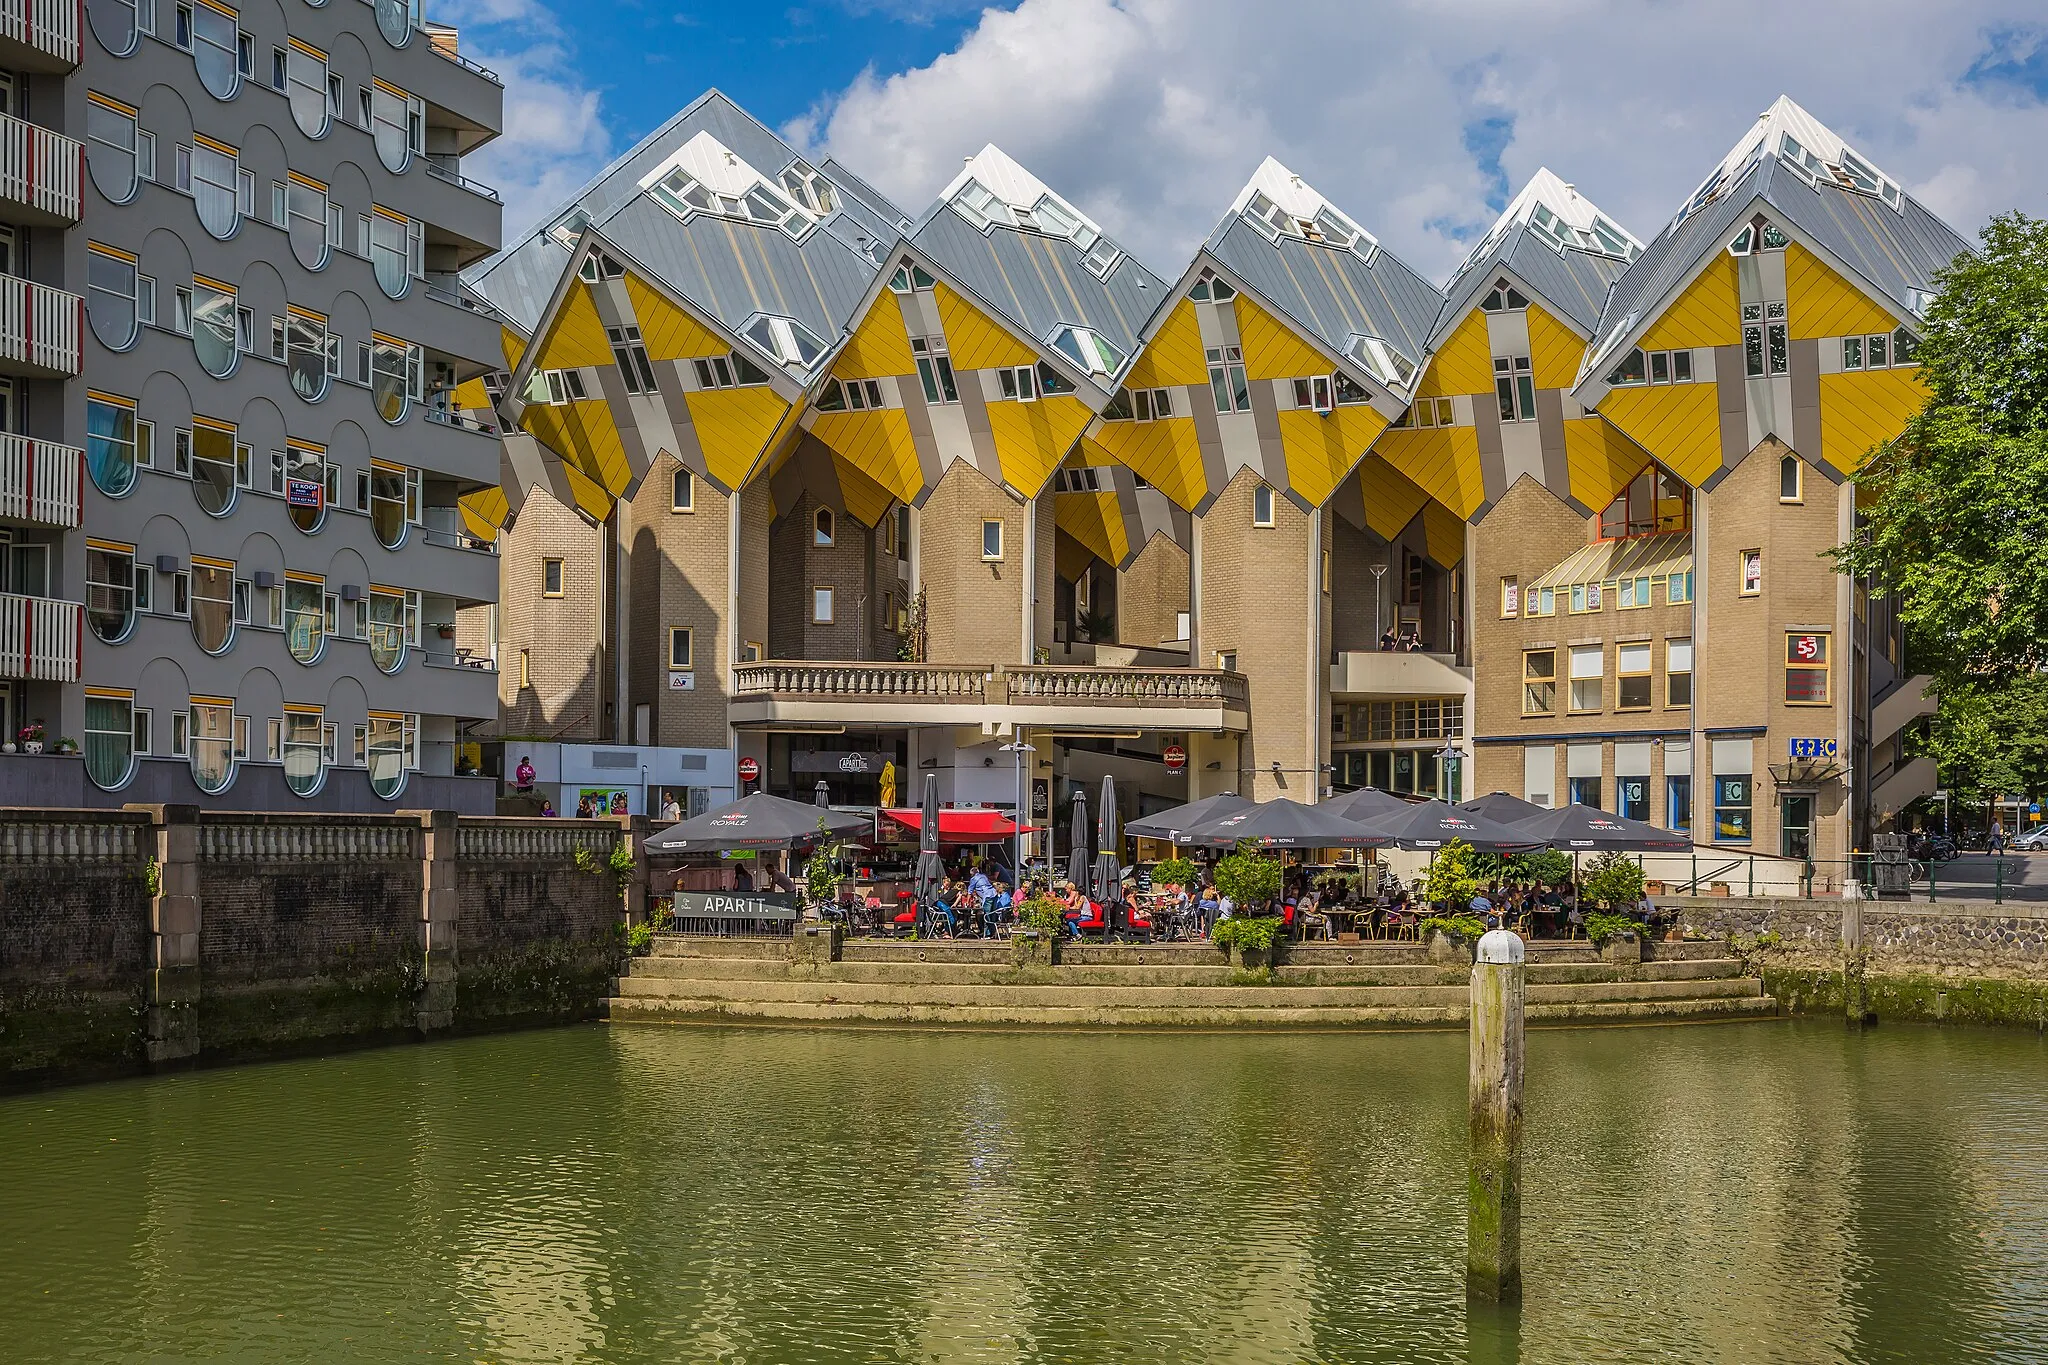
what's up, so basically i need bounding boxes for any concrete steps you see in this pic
[609,936,1776,1032]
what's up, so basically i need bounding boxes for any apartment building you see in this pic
[0,0,509,811]
[467,91,1957,856]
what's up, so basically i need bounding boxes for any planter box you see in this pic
[1227,943,1276,972]
[1427,930,1473,965]
[1707,883,1731,897]
[1644,879,1666,895]
[1009,929,1056,969]
[1598,932,1642,966]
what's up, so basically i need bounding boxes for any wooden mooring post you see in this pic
[1842,898,1871,1028]
[1468,929,1524,1302]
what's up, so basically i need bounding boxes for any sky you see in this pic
[440,0,2048,283]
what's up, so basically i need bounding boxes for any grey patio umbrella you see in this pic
[645,791,867,852]
[1178,798,1390,850]
[1460,790,1549,826]
[1125,792,1251,842]
[1323,787,1414,823]
[1066,786,1092,890]
[1364,799,1545,853]
[1514,803,1692,853]
[913,772,945,929]
[1093,775,1123,932]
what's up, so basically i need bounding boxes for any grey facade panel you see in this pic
[1208,218,1443,374]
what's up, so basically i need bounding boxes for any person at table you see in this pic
[967,861,998,902]
[1196,883,1220,938]
[1469,888,1498,930]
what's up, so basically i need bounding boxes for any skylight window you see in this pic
[547,207,591,250]
[1029,193,1091,247]
[741,314,827,370]
[779,161,836,216]
[648,168,811,240]
[1779,132,1901,209]
[1244,192,1294,242]
[1049,324,1125,379]
[1081,237,1121,279]
[952,179,1018,231]
[1347,334,1416,389]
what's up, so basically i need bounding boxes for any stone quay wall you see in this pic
[0,807,649,1086]
[1662,896,2048,1029]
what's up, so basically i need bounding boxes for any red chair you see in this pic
[1073,900,1107,938]
[892,890,918,937]
[1124,904,1154,943]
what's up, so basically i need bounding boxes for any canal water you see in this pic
[3,1020,2046,1364]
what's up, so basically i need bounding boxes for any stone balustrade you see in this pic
[458,817,621,862]
[735,661,1249,711]
[736,662,991,700]
[199,816,422,862]
[0,810,147,862]
[1007,666,1248,708]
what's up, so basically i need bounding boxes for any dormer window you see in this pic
[1780,132,1902,209]
[1243,192,1295,241]
[1347,334,1415,389]
[547,207,591,250]
[952,179,1018,231]
[1728,218,1790,256]
[1480,280,1528,312]
[1189,271,1238,303]
[888,262,936,294]
[779,161,836,216]
[1049,325,1125,379]
[742,315,826,369]
[648,168,810,239]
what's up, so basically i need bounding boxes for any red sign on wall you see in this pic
[1163,744,1187,772]
[737,756,760,782]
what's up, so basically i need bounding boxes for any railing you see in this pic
[420,644,495,671]
[0,813,145,863]
[423,278,502,318]
[0,0,81,67]
[421,524,498,555]
[0,590,79,680]
[424,159,503,204]
[423,404,498,436]
[736,662,990,701]
[458,819,616,862]
[0,431,81,527]
[0,273,79,373]
[0,110,78,220]
[420,21,502,84]
[1008,666,1249,708]
[199,819,418,863]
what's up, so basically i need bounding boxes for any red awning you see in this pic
[881,809,1039,842]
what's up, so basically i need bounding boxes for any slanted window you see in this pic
[910,337,958,406]
[671,468,694,512]
[997,366,1037,402]
[1206,346,1250,414]
[1048,325,1125,378]
[1494,356,1535,422]
[1480,280,1528,312]
[742,314,826,369]
[608,325,659,394]
[981,520,1003,561]
[1599,465,1690,540]
[1130,387,1174,422]
[691,353,770,390]
[1189,270,1236,302]
[814,507,834,546]
[887,263,937,294]
[1767,301,1789,375]
[816,377,884,411]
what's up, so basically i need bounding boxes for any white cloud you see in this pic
[797,0,2046,281]
[431,1,613,241]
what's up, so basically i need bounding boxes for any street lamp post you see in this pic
[1435,743,1464,804]
[1370,563,1389,644]
[1000,738,1037,888]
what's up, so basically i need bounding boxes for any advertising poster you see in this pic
[576,788,631,816]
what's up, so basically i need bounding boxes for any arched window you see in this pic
[1780,454,1802,503]
[87,544,138,643]
[813,506,834,546]
[85,692,136,790]
[281,710,325,796]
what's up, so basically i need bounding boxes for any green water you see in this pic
[3,1021,2046,1364]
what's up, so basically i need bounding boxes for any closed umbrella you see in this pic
[914,773,945,934]
[814,778,831,808]
[1179,798,1389,850]
[1367,799,1544,853]
[1067,787,1092,890]
[1093,775,1123,935]
[1459,790,1548,826]
[1126,792,1251,842]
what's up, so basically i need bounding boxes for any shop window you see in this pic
[1786,632,1830,704]
[1522,650,1555,716]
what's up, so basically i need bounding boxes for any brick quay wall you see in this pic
[0,807,644,1086]
[1663,896,2048,1030]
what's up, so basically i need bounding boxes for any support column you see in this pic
[618,813,649,925]
[132,803,201,1064]
[1468,928,1525,1302]
[414,809,460,1033]
[1842,898,1869,1028]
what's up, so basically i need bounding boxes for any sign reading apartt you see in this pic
[671,890,801,921]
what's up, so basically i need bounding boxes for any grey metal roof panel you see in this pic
[1207,217,1443,367]
[1592,157,1764,342]
[1760,165,1971,317]
[817,158,912,236]
[598,196,872,342]
[912,205,1166,359]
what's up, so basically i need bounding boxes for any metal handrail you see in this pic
[424,159,502,204]
[420,524,497,555]
[422,405,497,436]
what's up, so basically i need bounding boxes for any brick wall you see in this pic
[1118,533,1189,649]
[489,488,604,740]
[625,454,733,750]
[922,461,1026,665]
[456,818,622,1026]
[1199,469,1315,799]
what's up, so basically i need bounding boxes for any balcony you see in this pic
[0,433,81,527]
[732,662,1250,733]
[0,591,80,681]
[0,0,80,72]
[0,273,79,376]
[0,112,77,225]
[1330,649,1473,699]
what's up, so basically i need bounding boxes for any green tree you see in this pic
[1911,673,2048,807]
[1833,212,2048,685]
[1212,842,1281,912]
[1422,837,1481,908]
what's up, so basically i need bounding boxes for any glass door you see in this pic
[1780,793,1815,860]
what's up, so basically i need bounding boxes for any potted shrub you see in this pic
[1419,913,1488,963]
[1012,894,1065,967]
[52,737,79,756]
[17,721,44,755]
[1211,842,1283,970]
[1583,911,1642,964]
[1420,837,1486,960]
[1153,855,1198,895]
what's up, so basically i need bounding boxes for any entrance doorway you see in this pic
[1780,793,1815,860]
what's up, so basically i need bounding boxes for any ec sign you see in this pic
[1789,737,1838,759]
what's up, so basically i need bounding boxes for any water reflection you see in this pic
[0,1022,2044,1363]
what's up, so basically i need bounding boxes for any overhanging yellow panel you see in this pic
[1085,423,1204,513]
[1053,490,1126,569]
[1637,254,1741,351]
[1787,243,1900,341]
[811,408,924,505]
[1421,500,1466,569]
[1235,295,1330,381]
[934,283,1034,372]
[685,386,793,491]
[1053,528,1094,581]
[1597,382,1723,487]
[531,283,614,371]
[834,293,917,380]
[452,377,490,409]
[500,325,527,372]
[624,273,726,362]
[558,458,612,521]
[1819,368,1926,475]
[523,399,630,497]
[1372,425,1486,520]
[985,394,1093,499]
[1275,405,1385,509]
[833,452,896,529]
[1419,309,1493,398]
[1355,455,1432,542]
[1126,299,1208,388]
[1526,303,1586,392]
[458,486,507,542]
[1562,416,1651,512]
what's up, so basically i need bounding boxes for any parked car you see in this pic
[2011,825,2048,851]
